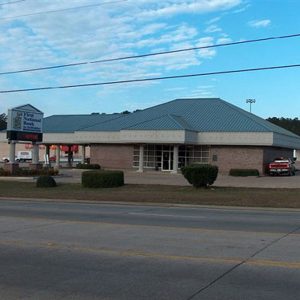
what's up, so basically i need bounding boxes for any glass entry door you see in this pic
[162,147,173,171]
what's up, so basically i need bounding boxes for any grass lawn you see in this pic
[0,180,300,208]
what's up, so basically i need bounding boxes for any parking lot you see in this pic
[1,161,300,189]
[50,160,300,188]
[1,167,300,189]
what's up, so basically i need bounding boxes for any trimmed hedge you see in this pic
[181,164,218,188]
[76,163,101,170]
[36,175,57,188]
[229,169,259,177]
[82,170,124,188]
[0,167,58,177]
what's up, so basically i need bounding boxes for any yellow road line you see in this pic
[248,259,300,269]
[2,215,299,236]
[1,239,299,270]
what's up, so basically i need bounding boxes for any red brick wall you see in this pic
[210,146,264,174]
[89,144,294,174]
[90,144,133,169]
[210,146,294,175]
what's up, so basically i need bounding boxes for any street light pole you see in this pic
[246,99,256,113]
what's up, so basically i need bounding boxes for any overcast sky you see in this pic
[0,0,299,117]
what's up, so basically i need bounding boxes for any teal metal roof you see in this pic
[124,114,195,131]
[43,113,122,133]
[43,98,300,138]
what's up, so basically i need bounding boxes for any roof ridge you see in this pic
[129,97,221,115]
[77,114,125,131]
[121,114,182,130]
[167,114,185,129]
[11,104,43,113]
[168,114,196,131]
[44,113,114,118]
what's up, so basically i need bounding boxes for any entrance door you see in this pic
[162,148,173,171]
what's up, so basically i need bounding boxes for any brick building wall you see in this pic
[210,146,294,175]
[210,146,264,174]
[90,144,133,169]
[90,143,295,174]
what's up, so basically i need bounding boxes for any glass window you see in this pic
[133,144,210,169]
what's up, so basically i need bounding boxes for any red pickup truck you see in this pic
[268,158,296,176]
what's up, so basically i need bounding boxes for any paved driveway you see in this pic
[1,165,300,188]
[52,167,300,188]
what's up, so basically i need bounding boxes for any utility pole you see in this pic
[246,99,256,113]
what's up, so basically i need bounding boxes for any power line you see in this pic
[0,0,25,5]
[0,0,127,20]
[1,33,300,76]
[1,63,299,94]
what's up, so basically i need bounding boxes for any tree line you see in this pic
[267,117,300,136]
[0,113,6,130]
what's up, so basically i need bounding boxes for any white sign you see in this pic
[7,105,43,133]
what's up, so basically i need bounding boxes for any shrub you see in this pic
[0,167,59,177]
[76,163,101,170]
[14,167,59,177]
[0,168,11,176]
[181,164,218,188]
[229,169,259,177]
[82,170,124,188]
[36,175,57,188]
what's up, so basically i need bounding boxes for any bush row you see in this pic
[82,170,124,188]
[0,168,11,176]
[34,170,124,189]
[76,163,101,169]
[0,167,59,177]
[229,169,259,177]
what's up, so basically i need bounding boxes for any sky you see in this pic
[0,0,299,118]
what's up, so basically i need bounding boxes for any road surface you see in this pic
[0,199,300,299]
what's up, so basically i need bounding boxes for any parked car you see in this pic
[268,157,296,176]
[49,156,56,162]
[2,151,32,163]
[2,156,10,163]
[16,151,32,162]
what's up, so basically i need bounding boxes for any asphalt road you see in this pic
[0,199,300,299]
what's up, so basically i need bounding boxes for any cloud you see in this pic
[206,16,221,24]
[248,19,271,28]
[137,48,202,72]
[189,85,216,98]
[123,24,198,49]
[232,1,251,13]
[204,24,222,33]
[0,0,239,111]
[137,0,241,18]
[164,87,187,92]
[217,37,232,44]
[197,37,216,58]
